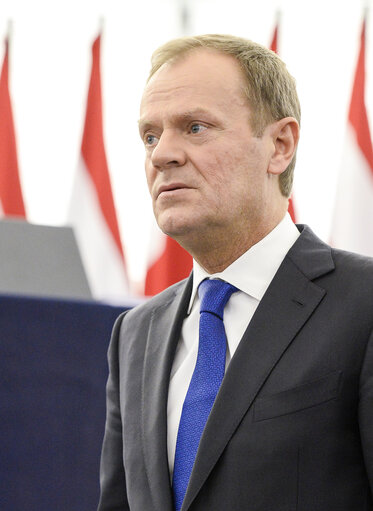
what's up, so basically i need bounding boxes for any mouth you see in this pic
[156,183,192,198]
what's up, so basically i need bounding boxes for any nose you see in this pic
[150,129,186,170]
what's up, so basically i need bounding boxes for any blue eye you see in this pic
[190,124,206,134]
[145,134,157,146]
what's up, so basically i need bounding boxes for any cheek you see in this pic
[205,150,247,192]
[199,149,232,181]
[212,151,263,208]
[144,160,155,192]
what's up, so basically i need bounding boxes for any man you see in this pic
[98,35,373,510]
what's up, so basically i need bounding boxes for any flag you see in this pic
[331,16,373,256]
[68,33,128,302]
[269,19,279,53]
[269,15,297,223]
[0,36,26,217]
[144,226,193,296]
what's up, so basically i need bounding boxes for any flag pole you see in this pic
[275,9,281,25]
[7,19,13,40]
[6,19,13,58]
[177,0,191,36]
[98,16,105,36]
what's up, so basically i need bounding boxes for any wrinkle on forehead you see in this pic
[140,49,249,115]
[140,86,248,131]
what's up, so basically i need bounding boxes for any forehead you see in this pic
[140,49,248,118]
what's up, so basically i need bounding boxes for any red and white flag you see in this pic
[331,16,373,256]
[0,36,26,217]
[269,18,279,54]
[68,33,128,302]
[269,15,297,223]
[145,226,193,296]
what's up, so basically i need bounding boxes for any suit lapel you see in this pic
[141,276,193,511]
[182,226,335,511]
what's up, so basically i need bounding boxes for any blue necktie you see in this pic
[172,279,238,511]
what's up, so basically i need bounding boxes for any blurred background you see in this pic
[0,0,372,298]
[1,2,373,508]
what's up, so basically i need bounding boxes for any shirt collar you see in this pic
[188,213,300,313]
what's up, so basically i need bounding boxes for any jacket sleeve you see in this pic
[359,326,373,498]
[97,312,130,511]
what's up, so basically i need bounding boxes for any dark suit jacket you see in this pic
[98,226,373,510]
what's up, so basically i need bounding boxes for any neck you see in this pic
[176,213,286,274]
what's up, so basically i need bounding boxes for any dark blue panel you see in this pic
[0,294,128,511]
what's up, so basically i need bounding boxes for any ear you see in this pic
[267,117,300,176]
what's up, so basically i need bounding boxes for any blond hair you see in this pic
[148,34,301,198]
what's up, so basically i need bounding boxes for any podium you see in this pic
[0,218,92,299]
[0,220,130,510]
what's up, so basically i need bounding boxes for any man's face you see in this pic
[139,49,277,248]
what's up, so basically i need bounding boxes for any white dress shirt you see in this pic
[167,213,300,476]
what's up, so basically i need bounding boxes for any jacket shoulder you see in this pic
[331,246,373,271]
[121,277,190,324]
[329,247,373,293]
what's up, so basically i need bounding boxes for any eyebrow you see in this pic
[138,108,218,132]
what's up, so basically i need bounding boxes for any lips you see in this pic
[156,183,192,198]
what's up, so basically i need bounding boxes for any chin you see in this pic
[159,222,192,239]
[156,213,196,240]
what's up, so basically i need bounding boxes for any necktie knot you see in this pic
[198,279,238,320]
